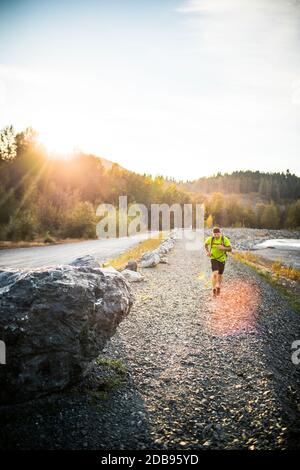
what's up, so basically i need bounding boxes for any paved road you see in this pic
[0,233,154,269]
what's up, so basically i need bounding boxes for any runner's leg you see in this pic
[212,270,218,291]
[216,262,225,294]
[211,260,219,296]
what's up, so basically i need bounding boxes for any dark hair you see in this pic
[213,226,221,233]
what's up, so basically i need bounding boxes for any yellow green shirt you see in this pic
[205,235,231,262]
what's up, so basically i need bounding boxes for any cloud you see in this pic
[176,0,300,102]
[176,0,247,14]
[169,1,300,176]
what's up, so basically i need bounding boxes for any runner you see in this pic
[205,226,232,296]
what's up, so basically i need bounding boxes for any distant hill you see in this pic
[73,152,119,171]
[177,170,300,203]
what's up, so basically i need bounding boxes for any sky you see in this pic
[0,0,300,180]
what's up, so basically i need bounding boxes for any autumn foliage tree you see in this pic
[0,125,299,241]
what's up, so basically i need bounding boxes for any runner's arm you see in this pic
[217,238,232,252]
[204,237,211,256]
[222,237,232,252]
[221,245,232,252]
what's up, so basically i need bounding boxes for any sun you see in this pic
[39,127,78,160]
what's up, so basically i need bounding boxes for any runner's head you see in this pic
[212,226,221,238]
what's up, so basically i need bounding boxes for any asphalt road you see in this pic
[0,233,154,269]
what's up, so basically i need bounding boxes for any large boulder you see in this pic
[0,265,133,404]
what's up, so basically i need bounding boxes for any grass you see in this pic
[233,251,300,313]
[233,251,300,281]
[271,261,300,281]
[95,357,127,376]
[88,376,125,402]
[102,232,166,270]
[80,358,128,405]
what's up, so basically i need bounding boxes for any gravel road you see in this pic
[1,237,300,450]
[0,233,154,269]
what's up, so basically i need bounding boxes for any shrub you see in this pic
[6,210,38,241]
[0,224,8,241]
[44,231,55,243]
[62,201,97,239]
[205,214,214,228]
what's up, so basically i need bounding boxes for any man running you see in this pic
[205,226,232,296]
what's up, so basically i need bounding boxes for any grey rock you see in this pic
[157,244,169,255]
[121,269,144,282]
[170,229,178,240]
[125,260,138,272]
[140,251,160,268]
[158,239,174,254]
[0,265,133,403]
[69,255,101,268]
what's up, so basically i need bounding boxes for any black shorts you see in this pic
[211,259,225,274]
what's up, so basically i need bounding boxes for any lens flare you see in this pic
[208,280,260,336]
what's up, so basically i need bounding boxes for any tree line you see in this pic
[0,126,299,241]
[181,170,300,202]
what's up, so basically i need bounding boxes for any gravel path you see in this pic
[1,238,300,450]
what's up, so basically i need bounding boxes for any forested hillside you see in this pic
[0,125,300,241]
[180,171,300,202]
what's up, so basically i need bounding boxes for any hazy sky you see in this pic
[1,0,300,179]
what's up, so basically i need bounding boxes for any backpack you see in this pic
[210,234,229,260]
